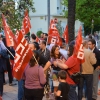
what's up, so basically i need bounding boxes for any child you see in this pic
[54,70,70,100]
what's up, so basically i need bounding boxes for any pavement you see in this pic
[2,73,100,100]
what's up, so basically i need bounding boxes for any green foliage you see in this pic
[36,31,43,37]
[62,0,68,18]
[63,0,100,29]
[56,21,63,36]
[0,0,35,33]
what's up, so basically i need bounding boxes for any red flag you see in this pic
[48,19,58,35]
[13,31,33,80]
[36,37,41,43]
[48,34,62,46]
[48,19,62,46]
[2,14,14,47]
[74,26,85,62]
[21,10,31,35]
[15,30,20,40]
[63,25,68,44]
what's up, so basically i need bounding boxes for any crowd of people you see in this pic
[0,32,100,100]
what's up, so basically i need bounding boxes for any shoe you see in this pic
[0,96,2,100]
[9,83,17,86]
[46,93,49,98]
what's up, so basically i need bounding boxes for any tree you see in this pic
[68,0,76,42]
[63,0,100,34]
[56,21,63,36]
[76,0,100,34]
[36,31,43,37]
[0,0,35,32]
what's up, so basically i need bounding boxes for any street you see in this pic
[2,74,100,100]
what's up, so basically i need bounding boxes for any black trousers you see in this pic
[3,59,13,84]
[0,72,3,96]
[78,74,93,100]
[24,88,44,100]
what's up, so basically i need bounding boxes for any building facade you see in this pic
[29,0,83,36]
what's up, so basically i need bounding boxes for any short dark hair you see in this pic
[44,38,47,42]
[44,33,48,36]
[33,42,40,50]
[89,34,93,39]
[61,38,65,43]
[31,34,36,40]
[58,70,67,80]
[88,39,96,45]
[29,42,40,50]
[68,44,74,57]
[69,40,75,46]
[41,40,46,46]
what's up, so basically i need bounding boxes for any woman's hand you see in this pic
[57,59,63,63]
[43,61,51,71]
[53,61,58,67]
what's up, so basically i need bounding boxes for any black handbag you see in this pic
[67,71,81,84]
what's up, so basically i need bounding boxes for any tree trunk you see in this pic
[68,0,76,43]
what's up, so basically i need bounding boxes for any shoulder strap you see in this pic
[66,70,71,77]
[66,64,82,77]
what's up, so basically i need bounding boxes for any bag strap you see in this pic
[66,64,82,77]
[66,70,71,77]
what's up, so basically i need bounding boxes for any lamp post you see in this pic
[47,0,50,31]
[81,22,84,37]
[91,19,94,34]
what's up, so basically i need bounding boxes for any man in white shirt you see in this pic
[60,43,68,60]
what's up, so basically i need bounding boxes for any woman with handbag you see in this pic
[53,44,81,100]
[23,51,46,100]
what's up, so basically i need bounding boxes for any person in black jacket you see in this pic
[2,37,16,86]
[0,35,8,99]
[29,42,48,67]
[88,39,100,100]
[38,40,50,62]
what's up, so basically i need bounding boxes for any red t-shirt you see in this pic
[65,56,81,85]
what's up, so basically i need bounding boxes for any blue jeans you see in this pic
[18,80,24,100]
[68,85,78,100]
[49,70,59,92]
[78,74,93,100]
[49,78,54,92]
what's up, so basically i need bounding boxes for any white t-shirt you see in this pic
[60,49,68,60]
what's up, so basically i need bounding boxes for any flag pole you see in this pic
[43,0,50,55]
[6,48,15,58]
[33,54,39,65]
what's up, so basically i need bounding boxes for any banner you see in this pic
[63,25,68,44]
[2,14,14,47]
[48,19,62,46]
[48,19,58,36]
[48,34,62,46]
[21,10,31,35]
[74,26,85,62]
[13,31,32,80]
